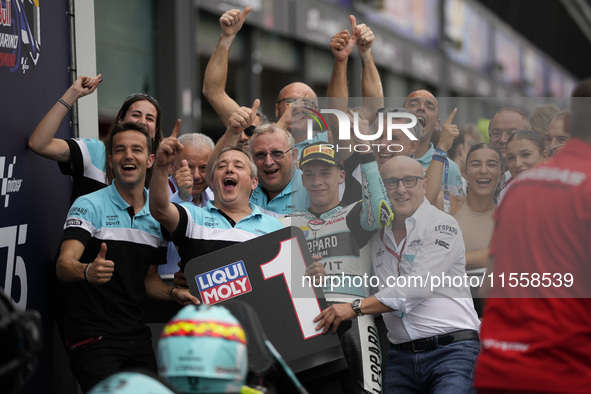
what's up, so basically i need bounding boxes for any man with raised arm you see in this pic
[149,123,284,274]
[202,7,326,154]
[403,91,464,196]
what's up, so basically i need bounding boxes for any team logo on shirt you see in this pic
[196,261,252,305]
[435,239,449,249]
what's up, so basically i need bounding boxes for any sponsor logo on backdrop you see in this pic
[0,0,41,74]
[1,156,23,208]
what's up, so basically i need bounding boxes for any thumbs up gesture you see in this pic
[86,243,115,284]
[175,159,194,201]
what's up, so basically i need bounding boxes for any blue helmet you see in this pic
[158,305,248,393]
[88,371,176,394]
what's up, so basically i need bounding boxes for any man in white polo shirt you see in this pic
[315,155,480,393]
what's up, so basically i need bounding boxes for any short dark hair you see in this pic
[105,122,152,185]
[107,121,152,155]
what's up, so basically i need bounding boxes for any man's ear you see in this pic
[108,155,113,169]
[251,176,259,191]
[409,140,419,155]
[147,154,155,169]
[339,169,346,184]
[292,147,299,168]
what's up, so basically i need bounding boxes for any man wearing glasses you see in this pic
[274,82,329,155]
[315,155,480,393]
[202,7,325,156]
[487,107,531,190]
[248,123,310,215]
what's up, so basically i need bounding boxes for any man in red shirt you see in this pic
[475,80,591,393]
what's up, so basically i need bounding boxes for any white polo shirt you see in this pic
[372,199,480,344]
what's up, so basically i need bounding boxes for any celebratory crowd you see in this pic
[18,5,591,394]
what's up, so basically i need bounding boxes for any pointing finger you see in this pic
[171,119,181,138]
[445,107,458,125]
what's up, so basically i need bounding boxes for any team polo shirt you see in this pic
[58,138,108,202]
[61,184,167,343]
[165,201,284,271]
[249,167,310,215]
[416,142,464,196]
[475,140,591,393]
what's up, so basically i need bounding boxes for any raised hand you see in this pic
[351,16,375,56]
[155,119,183,167]
[174,159,193,201]
[228,99,260,136]
[73,74,102,98]
[220,7,252,38]
[438,108,459,152]
[87,243,114,284]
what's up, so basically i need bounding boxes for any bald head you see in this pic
[403,89,440,144]
[380,156,426,220]
[275,82,318,117]
[380,155,425,179]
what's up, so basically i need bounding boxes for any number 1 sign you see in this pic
[185,226,346,378]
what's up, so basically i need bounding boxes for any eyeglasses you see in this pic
[277,98,319,111]
[489,129,517,140]
[124,93,159,106]
[383,176,424,190]
[252,148,293,162]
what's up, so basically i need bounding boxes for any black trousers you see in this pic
[66,336,157,393]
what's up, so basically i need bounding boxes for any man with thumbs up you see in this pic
[56,122,199,393]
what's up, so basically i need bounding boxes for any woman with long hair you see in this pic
[28,74,162,201]
[426,125,502,315]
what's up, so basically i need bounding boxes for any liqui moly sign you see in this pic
[196,261,252,305]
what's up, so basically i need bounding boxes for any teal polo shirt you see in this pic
[249,167,309,215]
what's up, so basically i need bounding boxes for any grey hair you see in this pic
[548,110,568,124]
[489,107,531,133]
[375,107,422,140]
[210,147,257,180]
[178,132,214,151]
[250,122,295,150]
[257,110,271,125]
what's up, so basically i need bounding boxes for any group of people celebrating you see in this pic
[26,4,590,394]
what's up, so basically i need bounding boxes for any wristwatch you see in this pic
[351,299,364,317]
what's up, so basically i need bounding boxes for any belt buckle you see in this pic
[411,339,427,352]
